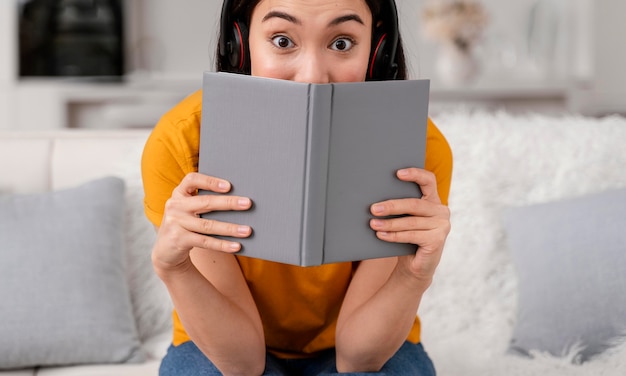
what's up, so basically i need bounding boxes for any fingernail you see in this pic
[371,219,384,228]
[237,225,250,235]
[218,181,230,190]
[229,242,241,251]
[398,169,409,177]
[372,204,384,214]
[378,231,390,237]
[238,198,250,207]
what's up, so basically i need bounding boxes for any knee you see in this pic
[380,342,436,376]
[159,342,223,376]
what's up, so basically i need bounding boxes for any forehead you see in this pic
[252,0,372,17]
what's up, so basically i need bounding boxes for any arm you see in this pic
[335,168,451,372]
[152,173,266,376]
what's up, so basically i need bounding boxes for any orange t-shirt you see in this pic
[141,89,453,358]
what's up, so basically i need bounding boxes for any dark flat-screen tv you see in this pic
[18,0,124,80]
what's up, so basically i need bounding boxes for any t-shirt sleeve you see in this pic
[141,91,203,228]
[141,120,201,228]
[141,121,186,228]
[425,117,453,206]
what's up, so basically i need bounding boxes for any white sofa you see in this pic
[421,111,626,376]
[1,111,626,375]
[0,130,172,376]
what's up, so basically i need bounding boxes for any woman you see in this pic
[142,0,453,374]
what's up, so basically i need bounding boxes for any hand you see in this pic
[369,168,451,284]
[152,172,253,273]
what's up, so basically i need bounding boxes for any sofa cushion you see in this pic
[46,131,172,357]
[0,177,144,369]
[502,188,626,362]
[0,138,52,194]
[35,360,161,376]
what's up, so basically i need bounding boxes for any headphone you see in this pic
[219,0,399,80]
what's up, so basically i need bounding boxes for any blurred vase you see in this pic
[436,45,481,86]
[527,0,561,75]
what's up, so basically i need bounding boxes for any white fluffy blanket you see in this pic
[420,111,626,375]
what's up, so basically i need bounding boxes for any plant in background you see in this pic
[420,0,489,53]
[420,0,489,85]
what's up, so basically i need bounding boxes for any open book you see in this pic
[199,72,430,266]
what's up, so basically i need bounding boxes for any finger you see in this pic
[180,216,252,238]
[165,194,252,217]
[189,194,252,214]
[375,228,448,250]
[172,172,232,198]
[396,168,441,204]
[370,215,440,233]
[371,197,438,217]
[185,231,243,253]
[156,221,243,255]
[375,229,424,246]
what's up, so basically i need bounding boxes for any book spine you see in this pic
[300,84,333,266]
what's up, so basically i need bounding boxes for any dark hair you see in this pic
[216,0,407,80]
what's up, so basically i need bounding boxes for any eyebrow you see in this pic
[329,14,365,27]
[262,11,301,25]
[262,11,365,27]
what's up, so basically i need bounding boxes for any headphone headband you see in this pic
[218,0,235,61]
[219,0,400,80]
[379,0,399,80]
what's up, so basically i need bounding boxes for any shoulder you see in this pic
[426,118,452,163]
[143,90,203,174]
[141,90,204,226]
[152,89,203,146]
[161,89,204,129]
[425,118,453,205]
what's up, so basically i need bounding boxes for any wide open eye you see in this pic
[330,37,355,52]
[271,35,295,49]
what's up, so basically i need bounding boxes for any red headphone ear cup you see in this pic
[368,32,388,80]
[228,21,247,70]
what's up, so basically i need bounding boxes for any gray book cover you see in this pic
[199,72,430,266]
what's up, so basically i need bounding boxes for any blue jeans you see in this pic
[159,341,436,375]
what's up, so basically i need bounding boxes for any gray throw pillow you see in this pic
[0,177,144,369]
[502,188,626,363]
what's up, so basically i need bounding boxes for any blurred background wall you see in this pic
[1,0,625,130]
